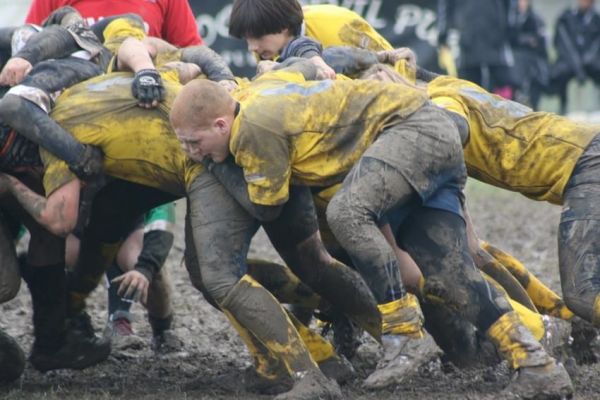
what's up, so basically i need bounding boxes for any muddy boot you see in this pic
[149,315,184,354]
[30,327,111,372]
[274,369,342,400]
[364,294,441,389]
[103,314,145,352]
[487,311,573,399]
[287,311,355,383]
[21,263,110,372]
[540,315,572,361]
[0,329,25,383]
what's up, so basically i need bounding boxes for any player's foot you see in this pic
[364,332,441,389]
[274,369,342,400]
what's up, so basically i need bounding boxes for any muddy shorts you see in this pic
[327,103,466,303]
[559,132,600,322]
[364,103,466,202]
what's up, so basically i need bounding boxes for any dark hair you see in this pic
[229,0,304,39]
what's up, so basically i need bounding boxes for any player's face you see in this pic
[175,121,230,163]
[246,30,292,60]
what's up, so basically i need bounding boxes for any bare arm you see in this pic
[0,173,80,237]
[116,36,156,72]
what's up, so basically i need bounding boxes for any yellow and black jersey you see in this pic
[43,70,202,196]
[428,75,600,204]
[229,75,428,206]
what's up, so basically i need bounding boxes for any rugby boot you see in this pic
[149,315,184,354]
[103,314,145,352]
[540,315,572,361]
[0,329,25,383]
[487,311,573,399]
[274,369,342,400]
[30,328,111,372]
[364,294,441,389]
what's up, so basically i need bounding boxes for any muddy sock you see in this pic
[148,314,173,336]
[106,262,132,318]
[20,262,67,354]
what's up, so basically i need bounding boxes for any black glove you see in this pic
[132,69,164,108]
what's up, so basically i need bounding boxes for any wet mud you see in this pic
[2,182,600,399]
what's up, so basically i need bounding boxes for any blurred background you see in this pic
[2,0,599,117]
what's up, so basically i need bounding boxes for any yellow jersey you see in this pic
[303,5,392,51]
[43,70,202,196]
[230,73,428,206]
[428,75,600,204]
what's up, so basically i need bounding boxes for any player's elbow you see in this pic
[46,219,76,238]
[41,210,77,238]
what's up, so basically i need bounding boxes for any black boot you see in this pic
[21,263,110,372]
[0,329,25,383]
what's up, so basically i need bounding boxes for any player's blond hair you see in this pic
[170,79,234,130]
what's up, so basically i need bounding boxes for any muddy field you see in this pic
[2,180,600,400]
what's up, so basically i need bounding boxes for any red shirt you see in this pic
[26,0,203,47]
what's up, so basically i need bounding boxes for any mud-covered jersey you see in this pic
[229,73,428,206]
[428,75,600,204]
[43,70,203,197]
[303,5,392,51]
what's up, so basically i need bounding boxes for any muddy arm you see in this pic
[0,27,17,52]
[271,57,320,80]
[13,25,79,65]
[180,46,235,83]
[205,158,283,222]
[0,174,80,237]
[321,46,380,75]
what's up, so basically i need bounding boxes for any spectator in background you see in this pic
[25,0,202,47]
[437,0,519,99]
[508,0,549,110]
[549,0,600,114]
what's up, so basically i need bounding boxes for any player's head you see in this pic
[229,0,303,60]
[170,80,236,163]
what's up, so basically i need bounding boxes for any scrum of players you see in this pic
[2,1,600,399]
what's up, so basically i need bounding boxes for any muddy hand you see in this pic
[0,57,33,86]
[256,60,277,76]
[310,56,336,80]
[113,270,149,304]
[377,48,417,69]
